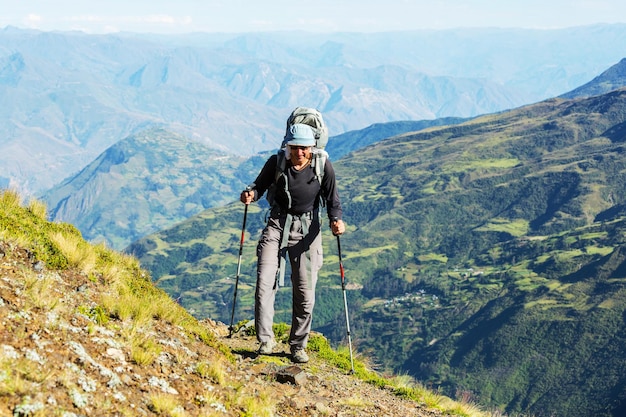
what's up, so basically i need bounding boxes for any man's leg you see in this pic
[255,217,282,344]
[288,216,322,351]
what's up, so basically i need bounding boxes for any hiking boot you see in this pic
[258,339,277,355]
[291,348,309,363]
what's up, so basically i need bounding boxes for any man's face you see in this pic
[288,145,312,165]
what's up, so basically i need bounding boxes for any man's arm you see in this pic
[322,160,345,235]
[240,154,278,204]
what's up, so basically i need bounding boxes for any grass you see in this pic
[195,360,227,385]
[77,304,110,326]
[238,390,277,417]
[49,231,99,274]
[130,335,163,365]
[442,157,521,174]
[475,218,530,237]
[21,267,60,311]
[0,359,36,396]
[148,394,185,416]
[339,395,372,408]
[418,252,449,263]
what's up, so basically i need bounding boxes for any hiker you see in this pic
[240,122,345,363]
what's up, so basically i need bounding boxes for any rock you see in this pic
[275,365,307,385]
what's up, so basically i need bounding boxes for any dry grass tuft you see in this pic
[20,267,60,311]
[195,360,227,385]
[50,231,98,274]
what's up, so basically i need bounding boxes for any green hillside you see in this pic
[129,88,626,416]
[42,128,259,250]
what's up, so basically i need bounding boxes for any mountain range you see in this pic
[42,57,626,251]
[42,128,256,249]
[42,117,469,249]
[3,24,626,195]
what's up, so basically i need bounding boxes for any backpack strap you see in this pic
[311,149,328,205]
[266,149,289,210]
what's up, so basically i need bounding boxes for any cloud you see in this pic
[60,14,194,33]
[24,14,43,28]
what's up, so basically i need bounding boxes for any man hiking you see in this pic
[240,121,345,363]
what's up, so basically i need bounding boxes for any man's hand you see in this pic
[240,189,254,205]
[331,219,345,236]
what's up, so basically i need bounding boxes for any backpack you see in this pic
[268,107,329,209]
[281,107,328,150]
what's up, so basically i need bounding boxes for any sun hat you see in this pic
[285,123,315,147]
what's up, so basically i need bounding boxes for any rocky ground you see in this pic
[220,324,444,417]
[0,241,447,416]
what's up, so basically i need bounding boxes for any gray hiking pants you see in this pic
[255,211,323,351]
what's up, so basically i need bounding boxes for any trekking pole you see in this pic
[228,203,248,337]
[336,235,355,373]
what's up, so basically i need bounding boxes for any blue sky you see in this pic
[2,0,626,34]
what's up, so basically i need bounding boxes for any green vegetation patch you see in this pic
[443,157,520,174]
[350,244,397,259]
[0,190,78,269]
[418,253,449,263]
[475,218,529,237]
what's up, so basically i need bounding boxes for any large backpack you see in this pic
[281,107,328,150]
[268,107,329,209]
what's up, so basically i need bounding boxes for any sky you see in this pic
[1,0,626,34]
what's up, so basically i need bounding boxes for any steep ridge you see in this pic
[561,57,626,99]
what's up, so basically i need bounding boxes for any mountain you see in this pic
[40,116,469,250]
[561,57,626,99]
[0,188,482,417]
[326,116,470,160]
[128,88,626,416]
[41,128,262,249]
[3,25,626,195]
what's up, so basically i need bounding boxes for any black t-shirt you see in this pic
[252,153,343,221]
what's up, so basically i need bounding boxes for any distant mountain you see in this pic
[42,117,465,250]
[561,57,626,99]
[326,116,470,160]
[3,25,626,194]
[42,128,259,249]
[128,88,626,417]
